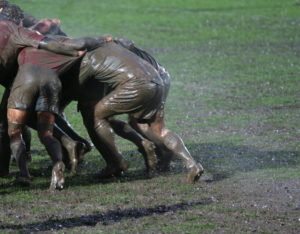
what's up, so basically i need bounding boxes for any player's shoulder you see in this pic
[0,20,16,33]
[0,19,11,26]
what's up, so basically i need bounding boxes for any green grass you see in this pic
[0,0,300,233]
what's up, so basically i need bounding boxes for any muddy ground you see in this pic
[0,143,299,233]
[1,0,300,233]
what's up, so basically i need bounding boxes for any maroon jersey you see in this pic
[0,20,45,87]
[18,47,81,75]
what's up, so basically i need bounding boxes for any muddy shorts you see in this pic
[90,79,164,121]
[7,64,61,114]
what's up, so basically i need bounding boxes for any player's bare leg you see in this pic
[7,109,31,185]
[36,112,65,190]
[22,126,32,162]
[109,117,157,173]
[133,114,204,183]
[60,134,85,173]
[80,106,128,178]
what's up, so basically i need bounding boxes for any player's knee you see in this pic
[94,119,107,131]
[38,134,51,145]
[37,122,54,143]
[7,122,24,140]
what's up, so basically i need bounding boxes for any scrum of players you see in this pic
[0,0,204,190]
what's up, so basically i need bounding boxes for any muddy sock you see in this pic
[8,122,30,178]
[23,126,31,152]
[23,126,32,161]
[38,122,63,164]
[44,137,63,164]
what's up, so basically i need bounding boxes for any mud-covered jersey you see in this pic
[79,42,163,89]
[0,20,45,87]
[18,46,81,75]
[17,35,108,76]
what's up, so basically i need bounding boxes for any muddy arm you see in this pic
[38,37,82,56]
[64,36,112,51]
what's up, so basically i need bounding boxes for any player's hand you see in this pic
[77,49,87,56]
[103,34,113,42]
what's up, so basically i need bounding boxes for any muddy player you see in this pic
[18,37,203,183]
[23,18,157,174]
[18,11,93,160]
[0,0,65,33]
[0,4,92,176]
[0,2,203,183]
[7,34,113,189]
[0,0,35,27]
[8,39,203,185]
[72,41,204,183]
[26,18,93,163]
[0,10,97,177]
[0,7,111,186]
[77,37,171,174]
[0,1,91,156]
[99,37,177,173]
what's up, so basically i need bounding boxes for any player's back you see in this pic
[79,42,163,88]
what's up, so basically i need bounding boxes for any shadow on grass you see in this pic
[0,167,173,195]
[0,199,213,232]
[1,142,299,193]
[187,142,300,182]
[0,160,155,195]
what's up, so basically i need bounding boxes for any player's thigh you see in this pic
[94,82,160,119]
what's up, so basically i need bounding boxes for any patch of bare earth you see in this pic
[201,172,300,233]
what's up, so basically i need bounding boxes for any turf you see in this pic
[0,0,300,233]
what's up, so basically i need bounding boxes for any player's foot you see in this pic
[186,163,204,183]
[15,175,32,186]
[139,140,157,173]
[50,162,65,190]
[97,160,129,179]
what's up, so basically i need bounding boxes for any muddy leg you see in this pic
[53,125,85,174]
[60,134,85,173]
[7,109,31,185]
[134,115,204,183]
[28,119,85,173]
[129,117,171,171]
[37,112,65,190]
[23,126,32,162]
[80,107,128,178]
[55,114,93,153]
[161,130,204,183]
[109,117,157,172]
[50,161,65,191]
[0,89,11,177]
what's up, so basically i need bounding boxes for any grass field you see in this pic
[1,0,300,233]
